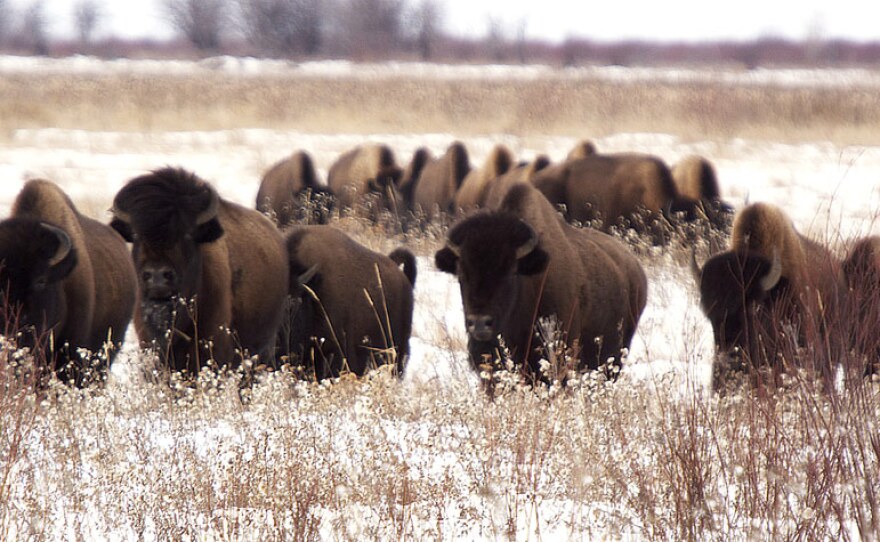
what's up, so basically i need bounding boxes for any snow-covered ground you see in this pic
[3,125,880,393]
[2,56,880,540]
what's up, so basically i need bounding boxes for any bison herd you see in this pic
[1,139,878,394]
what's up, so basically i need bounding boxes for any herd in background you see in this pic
[1,137,878,394]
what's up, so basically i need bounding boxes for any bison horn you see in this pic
[515,224,539,260]
[445,236,462,257]
[109,204,132,225]
[689,247,702,286]
[41,222,72,267]
[297,264,319,286]
[760,250,783,292]
[195,188,220,226]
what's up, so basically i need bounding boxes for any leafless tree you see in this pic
[0,0,9,45]
[73,0,102,45]
[409,0,441,60]
[20,0,49,55]
[330,0,405,57]
[164,0,228,51]
[236,0,321,56]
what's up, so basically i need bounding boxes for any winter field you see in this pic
[1,56,880,540]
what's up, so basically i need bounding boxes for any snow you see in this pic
[2,55,880,539]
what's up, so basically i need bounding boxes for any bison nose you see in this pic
[466,314,495,342]
[142,264,177,300]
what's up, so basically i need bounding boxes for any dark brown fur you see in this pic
[111,167,288,374]
[671,155,733,229]
[284,225,415,379]
[532,152,698,238]
[4,179,136,385]
[409,141,471,217]
[483,155,550,210]
[436,183,647,382]
[327,143,404,212]
[454,144,514,211]
[256,150,333,227]
[695,202,845,388]
[842,236,880,375]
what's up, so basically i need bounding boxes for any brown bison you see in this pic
[327,143,404,215]
[842,235,880,376]
[407,141,471,218]
[0,179,136,385]
[454,144,515,211]
[110,167,288,374]
[483,155,551,210]
[531,152,698,241]
[256,150,334,227]
[691,202,845,389]
[283,225,416,379]
[671,155,734,229]
[566,139,596,160]
[436,183,647,383]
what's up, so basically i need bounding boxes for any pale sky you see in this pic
[17,0,880,44]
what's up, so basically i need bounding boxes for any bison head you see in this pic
[435,213,548,360]
[692,249,786,364]
[0,218,76,346]
[110,168,223,339]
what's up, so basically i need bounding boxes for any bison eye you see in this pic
[32,276,48,291]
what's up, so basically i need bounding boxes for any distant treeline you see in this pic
[0,0,878,67]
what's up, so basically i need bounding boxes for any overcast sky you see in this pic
[21,0,880,44]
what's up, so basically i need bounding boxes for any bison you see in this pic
[454,144,515,211]
[110,167,288,374]
[691,202,845,390]
[531,152,698,243]
[566,139,596,161]
[842,235,880,376]
[256,150,334,227]
[483,155,551,210]
[407,141,471,218]
[671,155,734,230]
[436,182,647,384]
[327,143,404,216]
[0,179,136,385]
[283,225,416,380]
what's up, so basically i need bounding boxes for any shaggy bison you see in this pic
[110,167,288,374]
[692,202,845,390]
[283,225,416,379]
[531,152,698,242]
[327,143,404,215]
[436,183,647,384]
[671,155,734,229]
[483,155,551,210]
[454,144,514,211]
[0,179,136,385]
[256,150,334,227]
[842,236,880,376]
[406,141,471,218]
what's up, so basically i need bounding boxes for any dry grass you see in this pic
[2,64,880,540]
[2,70,880,144]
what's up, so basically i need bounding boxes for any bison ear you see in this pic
[109,217,135,243]
[517,246,549,276]
[434,247,458,275]
[194,218,224,244]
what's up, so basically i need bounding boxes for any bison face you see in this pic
[0,219,77,345]
[693,250,785,361]
[436,214,549,350]
[110,169,224,339]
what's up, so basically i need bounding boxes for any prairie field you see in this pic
[1,57,880,541]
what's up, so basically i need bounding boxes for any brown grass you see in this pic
[2,70,880,144]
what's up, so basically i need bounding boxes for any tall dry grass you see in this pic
[2,70,880,144]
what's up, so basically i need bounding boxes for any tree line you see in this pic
[0,0,878,67]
